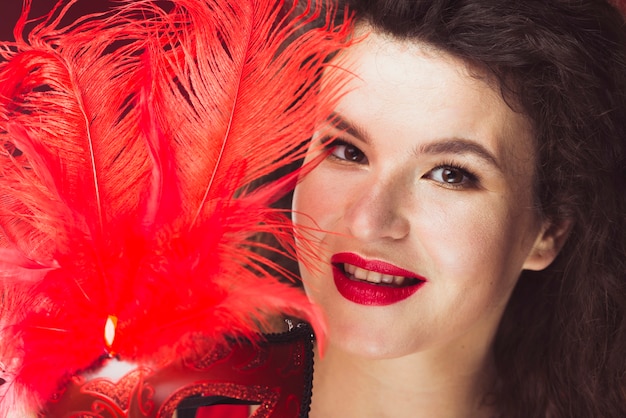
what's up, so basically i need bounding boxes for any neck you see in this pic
[309,343,496,418]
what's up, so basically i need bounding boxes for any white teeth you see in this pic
[393,276,406,286]
[353,267,369,281]
[343,263,408,285]
[344,263,356,275]
[381,274,394,284]
[364,270,383,284]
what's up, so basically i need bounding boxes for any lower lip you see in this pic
[332,265,425,306]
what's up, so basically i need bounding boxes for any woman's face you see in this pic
[293,29,554,359]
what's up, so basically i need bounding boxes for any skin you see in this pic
[292,26,564,417]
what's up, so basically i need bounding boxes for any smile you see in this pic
[342,263,416,286]
[331,253,426,306]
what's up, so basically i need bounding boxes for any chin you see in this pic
[326,320,416,360]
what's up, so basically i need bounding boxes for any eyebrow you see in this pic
[329,112,371,143]
[328,112,500,169]
[419,139,501,169]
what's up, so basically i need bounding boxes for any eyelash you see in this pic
[321,138,480,189]
[322,138,368,164]
[426,161,480,189]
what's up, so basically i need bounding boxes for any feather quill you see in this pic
[0,0,350,414]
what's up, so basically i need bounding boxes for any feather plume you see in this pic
[0,0,350,414]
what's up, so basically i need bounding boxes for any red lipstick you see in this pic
[331,252,426,306]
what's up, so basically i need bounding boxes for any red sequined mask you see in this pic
[44,324,314,418]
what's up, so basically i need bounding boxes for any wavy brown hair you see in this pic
[337,0,626,416]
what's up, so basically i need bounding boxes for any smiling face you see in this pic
[292,28,559,360]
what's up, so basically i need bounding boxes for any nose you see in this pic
[343,176,411,242]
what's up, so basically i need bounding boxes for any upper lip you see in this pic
[330,252,426,280]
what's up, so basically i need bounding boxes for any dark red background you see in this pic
[1,0,113,41]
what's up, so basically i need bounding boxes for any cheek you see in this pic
[417,194,536,283]
[292,172,336,288]
[293,168,341,231]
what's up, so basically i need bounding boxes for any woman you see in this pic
[1,0,624,417]
[290,0,626,417]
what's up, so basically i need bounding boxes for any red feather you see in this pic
[0,0,350,414]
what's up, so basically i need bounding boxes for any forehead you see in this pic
[328,26,535,170]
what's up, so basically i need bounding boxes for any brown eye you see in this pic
[326,140,369,164]
[426,165,478,188]
[441,168,464,184]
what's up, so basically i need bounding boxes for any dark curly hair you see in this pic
[339,0,626,416]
